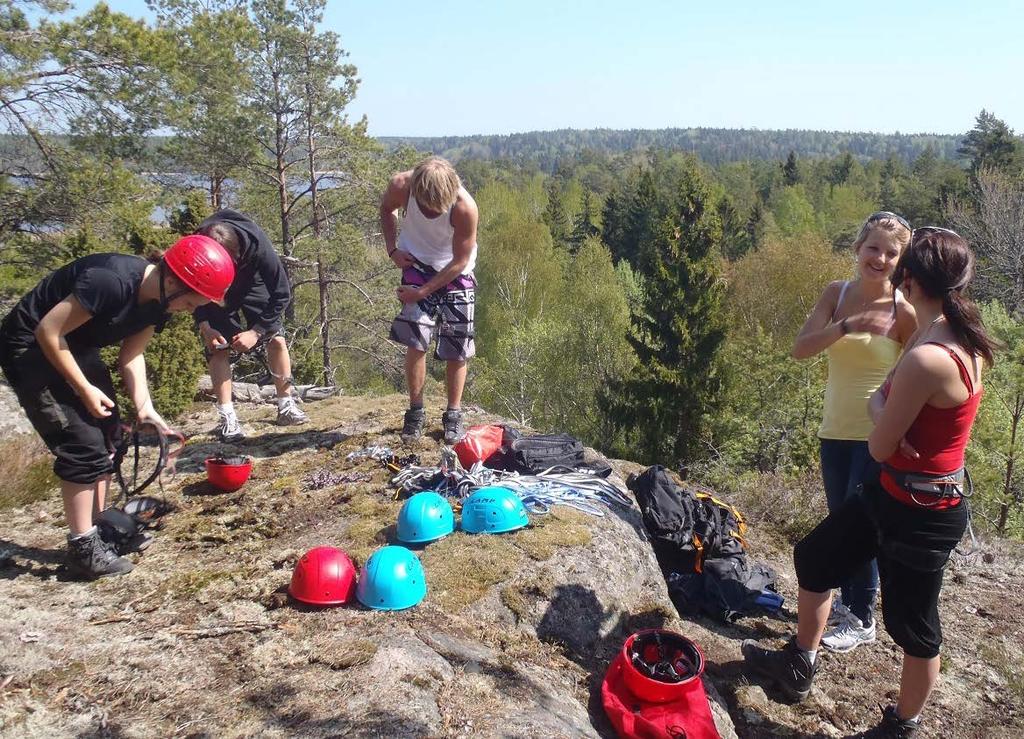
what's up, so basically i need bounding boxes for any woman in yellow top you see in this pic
[792,212,916,652]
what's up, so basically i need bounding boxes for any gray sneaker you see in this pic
[822,611,876,652]
[276,396,308,426]
[65,529,133,580]
[441,409,465,444]
[217,411,246,442]
[401,407,426,442]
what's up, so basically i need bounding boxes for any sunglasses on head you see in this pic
[911,225,962,242]
[867,211,912,231]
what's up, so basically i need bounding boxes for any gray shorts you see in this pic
[389,266,476,361]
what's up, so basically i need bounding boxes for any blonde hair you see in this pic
[852,214,911,253]
[411,157,461,213]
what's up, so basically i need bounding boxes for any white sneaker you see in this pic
[822,611,876,652]
[217,412,246,443]
[827,597,853,627]
[276,396,308,426]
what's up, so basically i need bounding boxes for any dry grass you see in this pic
[0,434,57,511]
[420,532,523,611]
[729,467,827,546]
[307,636,378,671]
[512,507,592,560]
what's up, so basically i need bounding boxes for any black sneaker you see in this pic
[401,407,426,442]
[65,529,134,580]
[741,636,816,702]
[847,706,921,738]
[441,409,465,444]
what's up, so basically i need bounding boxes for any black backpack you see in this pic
[488,426,587,474]
[627,465,747,575]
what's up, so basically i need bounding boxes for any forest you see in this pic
[2,0,1024,540]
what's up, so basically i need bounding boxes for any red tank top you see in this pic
[880,342,982,508]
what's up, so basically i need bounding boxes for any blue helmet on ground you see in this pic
[397,491,455,544]
[461,486,529,534]
[356,545,426,611]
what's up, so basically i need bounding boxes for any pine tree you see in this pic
[568,190,600,252]
[959,110,1022,176]
[745,199,767,250]
[879,156,901,211]
[543,178,570,245]
[621,169,658,265]
[782,150,801,186]
[607,166,727,465]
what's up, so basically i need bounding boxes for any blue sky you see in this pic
[94,1,1024,137]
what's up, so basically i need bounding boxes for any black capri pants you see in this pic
[794,476,968,659]
[1,344,121,484]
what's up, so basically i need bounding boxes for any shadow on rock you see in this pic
[0,538,65,581]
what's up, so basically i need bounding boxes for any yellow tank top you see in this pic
[819,282,902,440]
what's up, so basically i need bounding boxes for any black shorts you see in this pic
[794,476,968,658]
[200,288,283,358]
[1,344,121,484]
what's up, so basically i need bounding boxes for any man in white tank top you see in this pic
[380,156,479,444]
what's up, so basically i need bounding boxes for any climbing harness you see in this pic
[111,420,185,503]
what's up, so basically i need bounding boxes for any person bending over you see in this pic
[379,157,479,444]
[0,237,234,579]
[194,209,307,442]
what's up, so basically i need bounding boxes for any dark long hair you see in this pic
[893,227,998,365]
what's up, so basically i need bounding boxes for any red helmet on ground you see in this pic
[205,456,252,492]
[621,629,706,703]
[289,546,357,606]
[164,234,235,302]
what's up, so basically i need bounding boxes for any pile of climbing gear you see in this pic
[602,629,720,739]
[345,445,419,473]
[628,465,782,623]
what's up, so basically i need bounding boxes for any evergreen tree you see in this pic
[879,156,902,211]
[607,166,727,465]
[745,199,768,251]
[958,110,1022,175]
[543,178,570,245]
[782,150,801,186]
[620,169,658,265]
[718,195,751,260]
[568,189,600,252]
[600,188,627,260]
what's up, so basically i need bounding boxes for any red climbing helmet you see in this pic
[621,629,705,703]
[205,455,252,492]
[163,234,235,302]
[289,546,357,606]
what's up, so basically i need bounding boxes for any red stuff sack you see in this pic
[601,631,720,739]
[453,424,504,468]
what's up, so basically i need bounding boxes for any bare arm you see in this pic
[379,172,414,267]
[792,281,844,359]
[117,327,168,430]
[34,296,113,418]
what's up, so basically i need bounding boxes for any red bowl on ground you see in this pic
[205,456,253,492]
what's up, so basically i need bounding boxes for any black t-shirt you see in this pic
[1,253,169,354]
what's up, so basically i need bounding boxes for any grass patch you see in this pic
[159,568,241,599]
[727,468,826,545]
[511,508,592,560]
[420,532,524,611]
[500,572,555,622]
[0,435,57,510]
[308,637,378,670]
[339,488,403,563]
[979,640,1024,701]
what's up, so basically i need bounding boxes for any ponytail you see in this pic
[942,290,997,366]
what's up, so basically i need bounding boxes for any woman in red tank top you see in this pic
[743,228,998,737]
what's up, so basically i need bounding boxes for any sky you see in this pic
[95,0,1024,138]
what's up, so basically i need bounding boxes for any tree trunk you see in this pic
[997,394,1022,534]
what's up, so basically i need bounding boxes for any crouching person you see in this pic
[742,228,994,738]
[0,237,234,579]
[379,157,479,444]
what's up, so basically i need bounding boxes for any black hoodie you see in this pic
[193,209,291,333]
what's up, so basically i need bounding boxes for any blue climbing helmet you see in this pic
[397,491,455,544]
[355,545,427,611]
[461,486,529,534]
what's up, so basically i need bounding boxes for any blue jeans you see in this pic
[819,438,879,624]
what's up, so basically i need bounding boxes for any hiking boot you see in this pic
[276,396,308,426]
[822,610,876,653]
[741,636,816,702]
[401,407,426,442]
[441,409,465,444]
[847,705,921,738]
[65,529,133,580]
[217,411,245,443]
